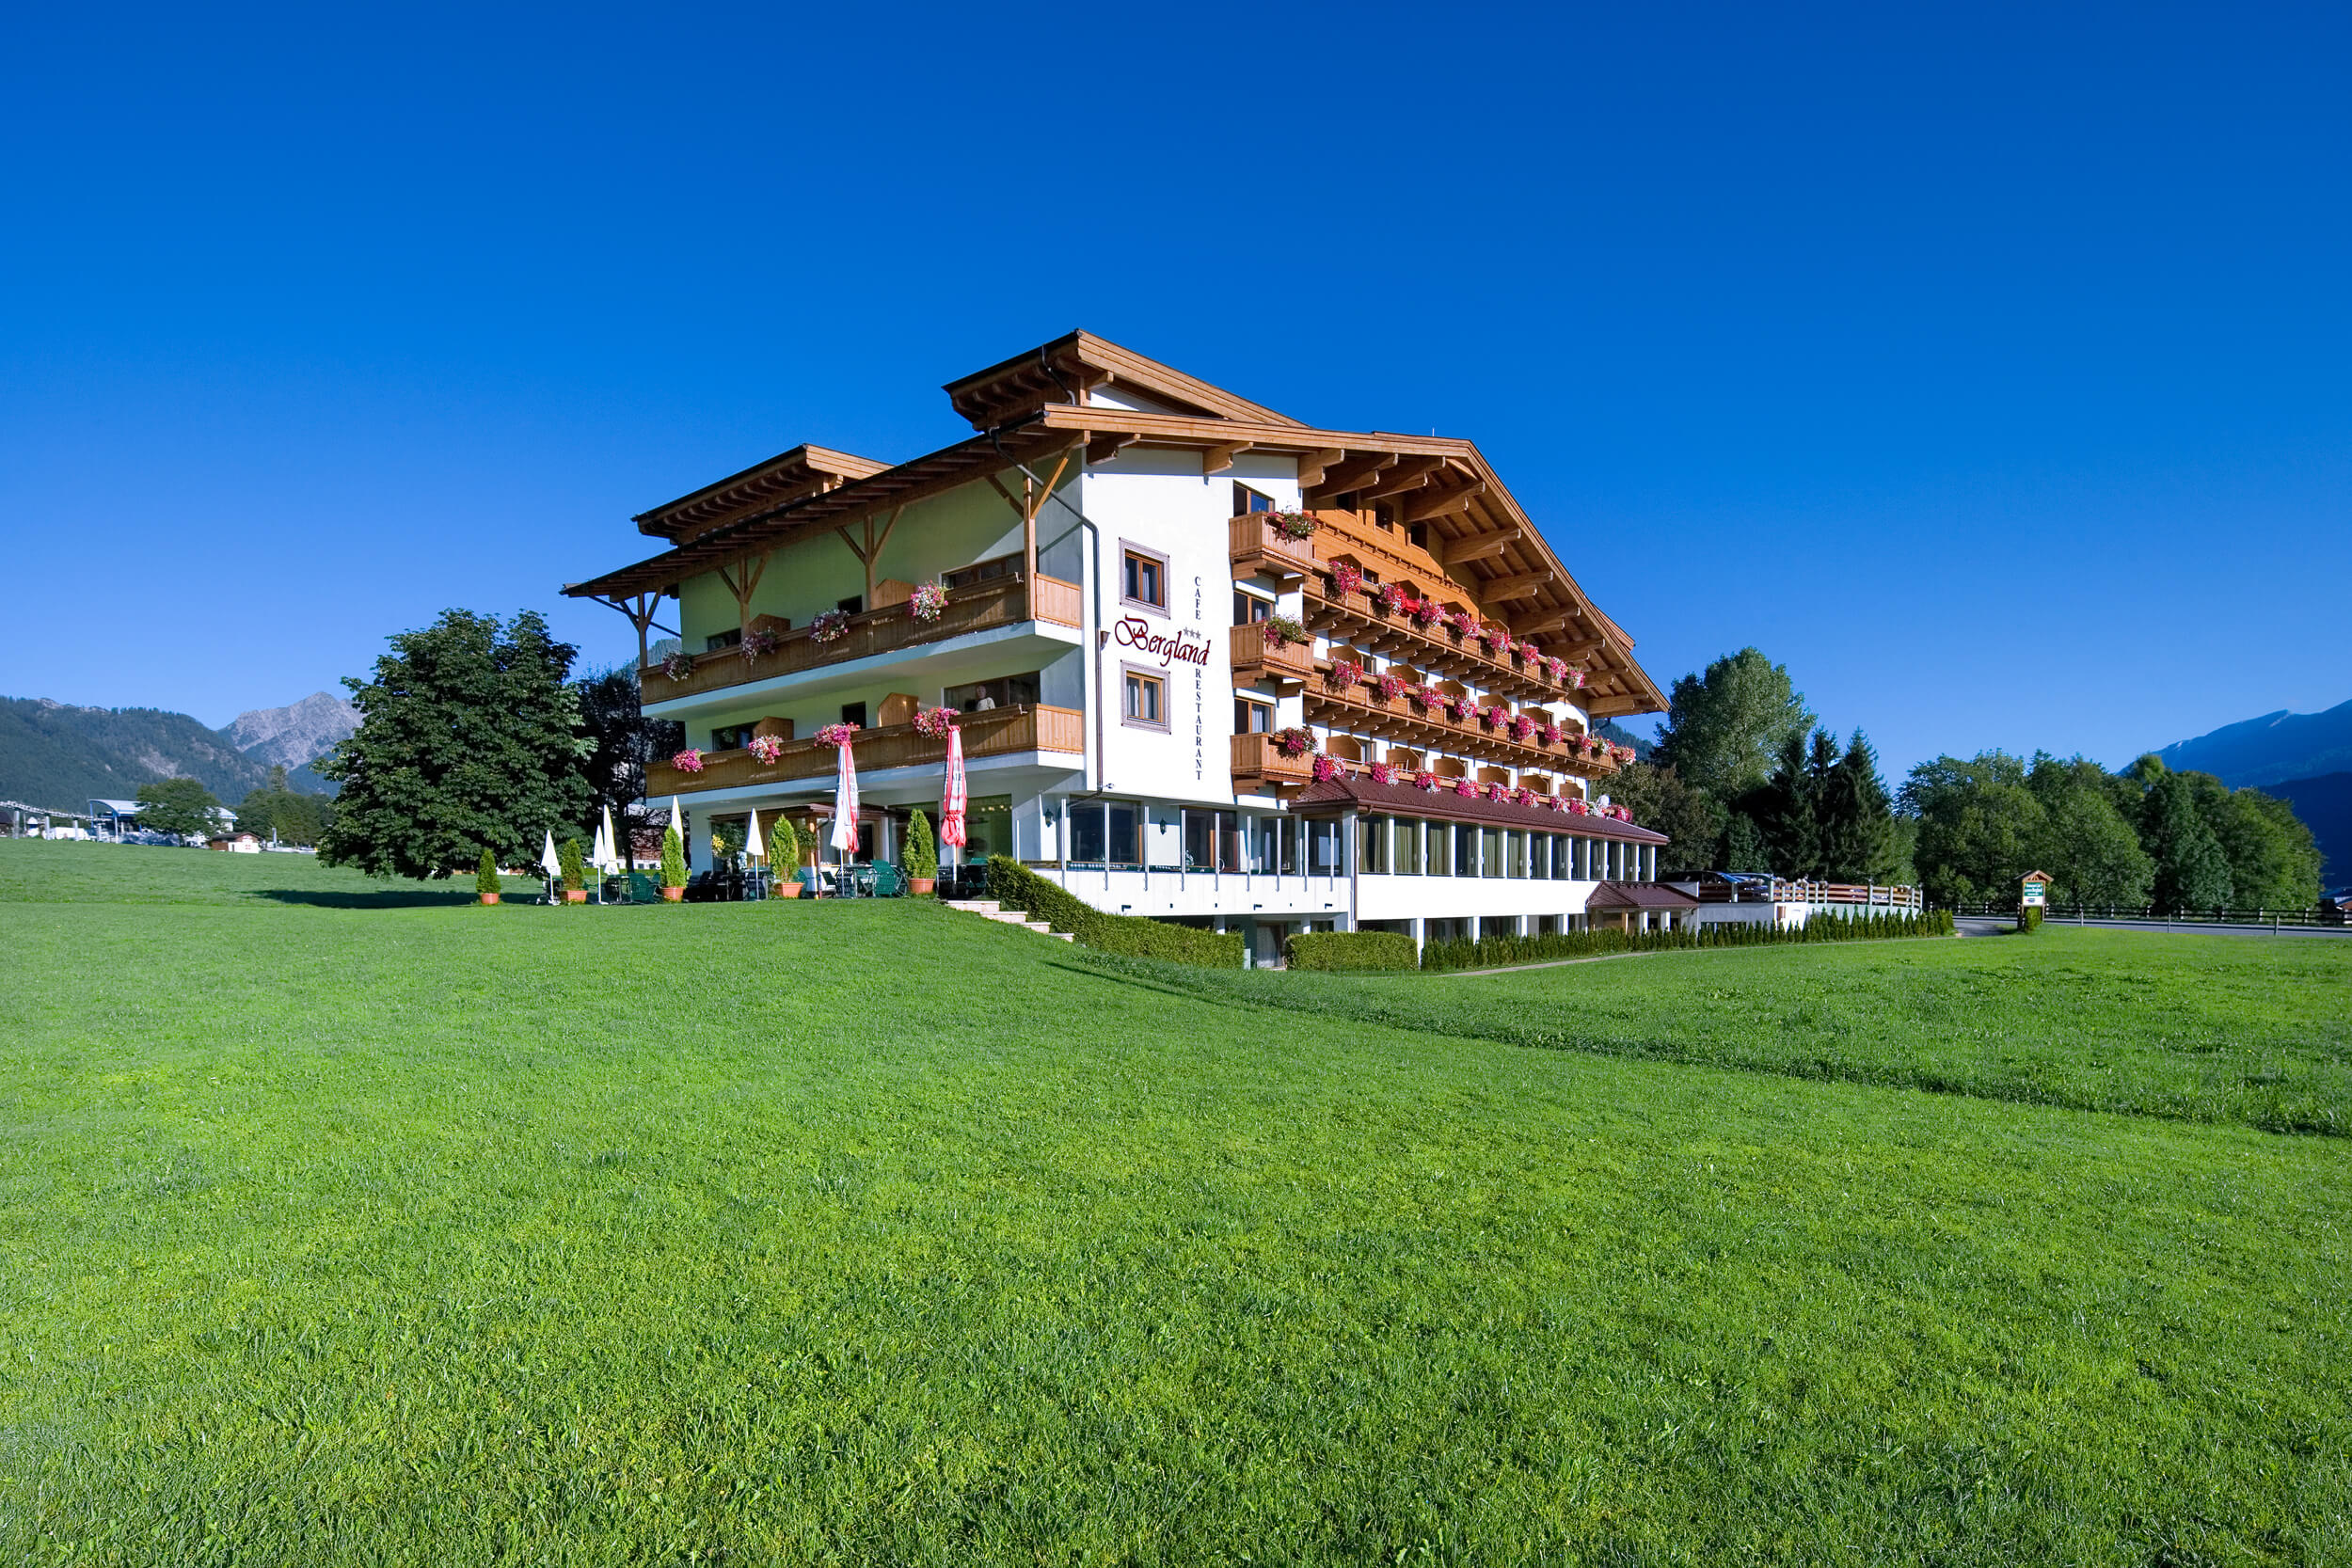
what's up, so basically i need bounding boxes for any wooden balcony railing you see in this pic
[644,573,1083,705]
[1274,509,1590,707]
[646,704,1085,797]
[1229,621,1315,689]
[1229,515,1322,582]
[1300,666,1622,782]
[1231,731,1316,796]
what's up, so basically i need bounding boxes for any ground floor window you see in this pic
[1391,816,1422,874]
[1236,696,1274,734]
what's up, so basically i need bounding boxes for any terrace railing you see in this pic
[644,572,1082,705]
[647,703,1084,797]
[1300,662,1623,781]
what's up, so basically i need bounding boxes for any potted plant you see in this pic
[906,808,938,895]
[660,825,686,901]
[769,815,802,896]
[1263,614,1307,648]
[907,581,949,623]
[809,608,852,643]
[559,837,587,903]
[476,847,501,905]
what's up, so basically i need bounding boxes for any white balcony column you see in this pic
[1409,916,1424,958]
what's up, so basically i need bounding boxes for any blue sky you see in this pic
[3,2,2344,782]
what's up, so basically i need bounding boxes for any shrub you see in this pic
[475,847,499,896]
[558,837,585,893]
[2018,906,2043,934]
[1287,931,1418,971]
[769,814,800,875]
[987,857,1244,967]
[660,827,686,890]
[906,810,937,880]
[1420,910,1948,971]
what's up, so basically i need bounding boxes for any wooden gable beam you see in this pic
[1405,482,1486,525]
[1357,455,1446,501]
[1294,448,1344,489]
[1508,607,1579,638]
[1202,440,1253,476]
[1436,518,1518,562]
[1478,571,1551,602]
[1306,452,1398,500]
[1086,432,1139,466]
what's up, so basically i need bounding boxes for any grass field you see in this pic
[2,838,2347,1565]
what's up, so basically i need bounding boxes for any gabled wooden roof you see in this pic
[944,331,1301,430]
[632,444,889,543]
[569,334,1666,717]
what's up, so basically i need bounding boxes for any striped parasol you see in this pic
[940,723,968,859]
[829,739,861,860]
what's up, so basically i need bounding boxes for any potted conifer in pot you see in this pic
[660,825,686,900]
[770,815,802,896]
[476,847,501,905]
[559,837,588,903]
[906,808,937,895]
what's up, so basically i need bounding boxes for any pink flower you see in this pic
[1273,726,1314,758]
[1328,562,1364,597]
[1408,598,1441,628]
[672,748,705,773]
[1328,659,1366,690]
[1509,715,1537,742]
[912,705,960,737]
[1311,753,1341,782]
[1539,721,1564,746]
[747,735,785,765]
[1416,770,1441,791]
[1377,673,1406,702]
[1453,779,1478,798]
[1375,582,1407,616]
[814,722,860,748]
[1368,762,1396,785]
[907,580,949,623]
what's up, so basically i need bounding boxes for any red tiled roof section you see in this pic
[1584,879,1701,910]
[1288,774,1669,844]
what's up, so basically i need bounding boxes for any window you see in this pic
[1483,828,1504,879]
[840,702,866,728]
[1234,482,1275,514]
[712,723,755,751]
[1359,816,1387,875]
[1454,824,1479,878]
[944,552,1020,591]
[1184,809,1215,871]
[835,595,864,616]
[1122,669,1167,730]
[1108,802,1139,867]
[1233,591,1271,626]
[1236,697,1273,734]
[1425,823,1452,876]
[704,627,742,654]
[944,672,1041,712]
[1552,834,1572,881]
[1070,802,1106,866]
[1120,546,1166,611]
[1392,816,1421,875]
[1308,818,1342,876]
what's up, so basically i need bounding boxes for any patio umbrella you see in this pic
[744,807,765,863]
[601,804,622,870]
[940,723,968,867]
[669,796,684,844]
[590,814,612,874]
[539,829,562,895]
[829,738,861,866]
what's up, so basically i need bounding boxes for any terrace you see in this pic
[641,569,1083,715]
[647,702,1085,799]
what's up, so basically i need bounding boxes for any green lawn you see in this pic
[1,839,2346,1565]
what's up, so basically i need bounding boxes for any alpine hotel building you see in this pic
[567,334,1677,963]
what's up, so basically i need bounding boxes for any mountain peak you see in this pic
[2152,697,2352,789]
[217,692,358,771]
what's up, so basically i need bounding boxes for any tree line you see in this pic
[1608,647,2324,911]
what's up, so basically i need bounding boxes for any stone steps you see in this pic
[943,898,1074,941]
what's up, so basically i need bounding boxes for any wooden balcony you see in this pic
[646,704,1085,798]
[1229,514,1322,583]
[1229,621,1314,690]
[1281,508,1586,707]
[644,572,1082,705]
[1231,731,1316,798]
[1300,666,1621,782]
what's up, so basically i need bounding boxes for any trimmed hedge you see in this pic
[1287,930,1419,971]
[1421,909,1954,972]
[986,857,1245,967]
[2018,906,2043,933]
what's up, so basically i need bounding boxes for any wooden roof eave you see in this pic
[631,443,892,541]
[946,330,1304,431]
[565,420,1074,602]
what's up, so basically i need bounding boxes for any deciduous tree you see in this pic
[318,610,592,879]
[134,777,221,840]
[1650,648,1815,800]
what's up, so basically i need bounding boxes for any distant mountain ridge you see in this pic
[2153,699,2352,789]
[219,692,358,774]
[0,691,350,813]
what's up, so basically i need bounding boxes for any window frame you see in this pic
[1119,541,1169,617]
[1120,664,1170,732]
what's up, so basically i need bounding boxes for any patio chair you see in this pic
[869,863,904,897]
